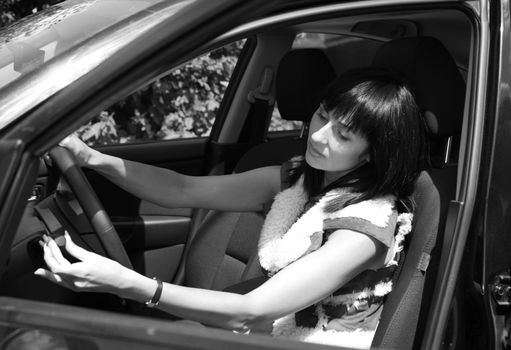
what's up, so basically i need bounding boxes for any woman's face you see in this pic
[305,105,370,183]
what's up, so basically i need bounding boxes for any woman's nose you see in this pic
[311,123,330,144]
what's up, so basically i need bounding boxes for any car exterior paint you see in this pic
[0,0,195,130]
[1,0,510,349]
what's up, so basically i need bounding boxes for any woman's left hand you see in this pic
[34,231,126,295]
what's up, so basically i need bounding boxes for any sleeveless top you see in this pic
[257,161,413,349]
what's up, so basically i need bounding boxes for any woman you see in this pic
[35,69,427,349]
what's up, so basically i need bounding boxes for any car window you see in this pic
[268,107,302,132]
[77,40,245,146]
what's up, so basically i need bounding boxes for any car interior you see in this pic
[0,3,474,349]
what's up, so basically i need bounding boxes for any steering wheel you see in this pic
[48,146,133,270]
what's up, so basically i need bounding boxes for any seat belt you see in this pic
[243,66,275,145]
[224,67,275,173]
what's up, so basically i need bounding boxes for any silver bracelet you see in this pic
[145,277,163,308]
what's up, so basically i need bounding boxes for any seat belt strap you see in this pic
[247,66,275,106]
[243,67,275,144]
[34,206,65,237]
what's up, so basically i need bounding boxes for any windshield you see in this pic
[0,0,169,90]
[0,0,196,131]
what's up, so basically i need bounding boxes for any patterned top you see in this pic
[257,163,412,349]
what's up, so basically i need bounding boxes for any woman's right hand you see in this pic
[34,232,128,296]
[58,134,95,167]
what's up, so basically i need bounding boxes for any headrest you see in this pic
[276,49,336,122]
[372,37,465,137]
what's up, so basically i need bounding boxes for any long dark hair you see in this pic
[288,68,427,212]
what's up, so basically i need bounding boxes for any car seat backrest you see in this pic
[371,37,465,349]
[183,49,336,290]
[235,48,336,172]
[372,36,466,167]
[276,48,336,123]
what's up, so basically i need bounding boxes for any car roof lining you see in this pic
[277,8,471,70]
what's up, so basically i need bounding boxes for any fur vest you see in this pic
[258,177,413,349]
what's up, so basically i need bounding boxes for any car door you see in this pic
[0,0,280,329]
[459,1,511,348]
[0,0,489,350]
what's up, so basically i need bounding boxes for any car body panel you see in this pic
[480,0,511,288]
[0,0,278,286]
[469,0,511,348]
[0,297,337,350]
[0,1,274,288]
[1,0,510,349]
[0,0,175,89]
[420,1,489,348]
[0,0,197,131]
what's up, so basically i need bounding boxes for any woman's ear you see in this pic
[360,151,371,164]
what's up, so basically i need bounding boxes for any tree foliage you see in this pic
[0,0,62,27]
[77,41,244,146]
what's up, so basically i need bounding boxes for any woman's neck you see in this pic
[323,170,347,188]
[322,160,370,188]
[323,173,335,188]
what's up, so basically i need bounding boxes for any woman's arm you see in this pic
[60,135,281,212]
[36,229,387,331]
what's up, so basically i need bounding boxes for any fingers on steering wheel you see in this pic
[58,135,73,147]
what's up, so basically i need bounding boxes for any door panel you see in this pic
[115,214,190,281]
[0,296,321,350]
[116,214,191,249]
[84,138,208,281]
[96,138,209,174]
[88,138,208,217]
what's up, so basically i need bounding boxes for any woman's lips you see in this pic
[308,142,324,157]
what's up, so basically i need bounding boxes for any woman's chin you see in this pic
[304,152,313,166]
[305,152,321,170]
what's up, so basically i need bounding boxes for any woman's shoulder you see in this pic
[323,193,398,247]
[325,193,396,226]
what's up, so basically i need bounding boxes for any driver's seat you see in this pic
[370,37,465,349]
[179,37,465,350]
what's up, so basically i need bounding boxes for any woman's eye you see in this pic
[316,110,328,121]
[335,129,350,141]
[316,105,329,120]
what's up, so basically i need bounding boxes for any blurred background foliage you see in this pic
[0,0,62,27]
[76,41,244,145]
[1,0,298,146]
